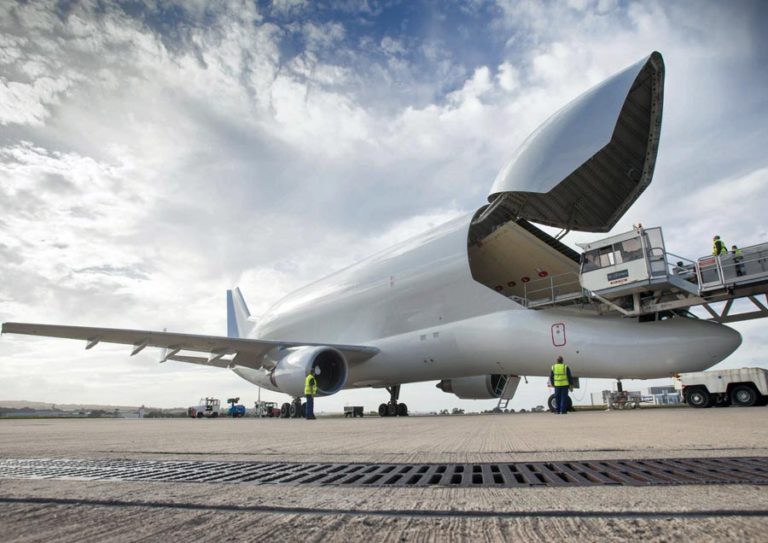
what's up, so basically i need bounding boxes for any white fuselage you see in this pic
[232,214,741,390]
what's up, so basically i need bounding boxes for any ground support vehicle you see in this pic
[226,397,246,417]
[605,391,648,410]
[187,397,221,418]
[344,406,364,418]
[254,401,280,418]
[675,368,768,408]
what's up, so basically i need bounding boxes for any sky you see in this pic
[1,0,767,413]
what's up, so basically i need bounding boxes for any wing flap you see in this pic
[1,322,379,368]
[165,354,233,369]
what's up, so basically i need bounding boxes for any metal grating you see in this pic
[1,457,768,488]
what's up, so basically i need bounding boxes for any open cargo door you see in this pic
[487,52,664,233]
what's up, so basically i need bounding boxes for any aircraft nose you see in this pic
[685,321,742,369]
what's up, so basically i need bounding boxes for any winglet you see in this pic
[227,287,254,338]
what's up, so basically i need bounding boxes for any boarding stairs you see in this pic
[519,226,768,324]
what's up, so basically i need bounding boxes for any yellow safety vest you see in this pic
[551,363,569,387]
[304,374,317,395]
[712,240,728,256]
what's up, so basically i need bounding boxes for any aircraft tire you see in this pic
[378,403,389,417]
[280,402,291,418]
[387,403,398,417]
[731,385,758,407]
[547,394,557,412]
[397,403,408,416]
[548,394,573,412]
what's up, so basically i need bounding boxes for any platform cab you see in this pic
[578,226,697,298]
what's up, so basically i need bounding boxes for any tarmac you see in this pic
[1,408,768,541]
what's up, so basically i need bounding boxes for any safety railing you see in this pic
[666,252,699,283]
[521,272,586,308]
[697,243,768,292]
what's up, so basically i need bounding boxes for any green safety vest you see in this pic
[551,363,569,387]
[304,374,317,395]
[712,239,728,256]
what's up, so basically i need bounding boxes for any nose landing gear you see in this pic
[378,385,408,417]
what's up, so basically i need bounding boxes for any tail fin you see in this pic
[226,287,255,338]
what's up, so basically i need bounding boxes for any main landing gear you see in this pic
[280,398,306,418]
[378,385,408,417]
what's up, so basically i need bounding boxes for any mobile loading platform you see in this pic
[520,226,768,324]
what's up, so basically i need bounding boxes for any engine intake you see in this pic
[270,346,348,398]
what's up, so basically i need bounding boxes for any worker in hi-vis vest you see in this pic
[731,245,745,276]
[304,369,318,420]
[549,356,573,414]
[712,235,728,256]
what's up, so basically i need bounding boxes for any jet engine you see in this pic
[436,374,508,400]
[269,346,348,398]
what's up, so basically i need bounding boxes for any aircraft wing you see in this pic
[1,322,379,369]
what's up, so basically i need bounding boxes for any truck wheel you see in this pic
[685,387,710,408]
[212,412,218,418]
[196,412,203,418]
[731,385,758,407]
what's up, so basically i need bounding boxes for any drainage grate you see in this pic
[1,457,767,488]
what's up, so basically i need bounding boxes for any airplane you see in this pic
[1,51,742,418]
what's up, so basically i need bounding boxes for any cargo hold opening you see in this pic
[467,203,581,300]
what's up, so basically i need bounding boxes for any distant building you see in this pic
[646,386,682,405]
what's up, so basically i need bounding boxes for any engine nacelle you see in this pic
[269,346,348,398]
[436,374,510,400]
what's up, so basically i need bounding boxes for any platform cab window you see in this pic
[582,239,645,273]
[618,238,644,262]
[582,245,619,272]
